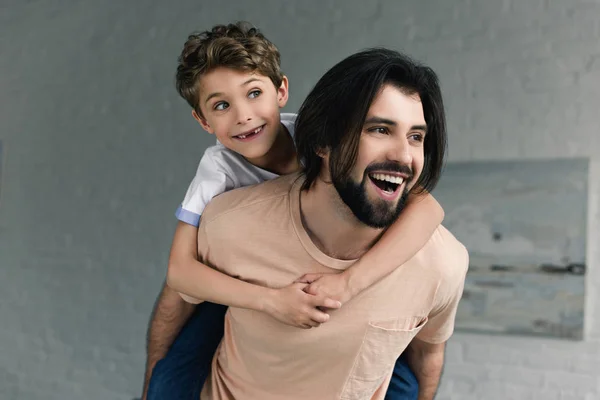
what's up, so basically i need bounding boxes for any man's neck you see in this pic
[299,177,385,260]
[246,123,300,176]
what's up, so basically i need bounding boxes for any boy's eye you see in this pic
[248,90,261,99]
[214,101,229,111]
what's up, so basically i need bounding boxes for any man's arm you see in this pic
[407,244,469,399]
[141,282,195,400]
[405,338,446,400]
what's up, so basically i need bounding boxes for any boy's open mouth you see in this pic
[234,125,265,140]
[368,173,404,195]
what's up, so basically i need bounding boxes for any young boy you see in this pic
[144,22,444,400]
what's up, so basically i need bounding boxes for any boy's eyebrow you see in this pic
[241,77,262,86]
[204,78,264,105]
[364,116,427,132]
[204,92,223,104]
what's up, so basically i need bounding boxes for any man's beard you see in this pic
[333,163,413,229]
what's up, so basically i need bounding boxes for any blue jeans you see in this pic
[148,302,418,399]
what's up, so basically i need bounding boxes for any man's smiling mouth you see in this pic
[368,173,405,194]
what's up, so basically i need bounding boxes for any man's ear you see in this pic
[192,109,214,134]
[315,147,329,159]
[317,148,332,183]
[277,76,289,108]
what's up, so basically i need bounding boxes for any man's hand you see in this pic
[295,272,354,305]
[262,282,342,329]
[141,283,195,400]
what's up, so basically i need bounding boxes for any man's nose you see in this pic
[387,136,413,165]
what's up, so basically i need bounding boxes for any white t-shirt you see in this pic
[175,113,297,227]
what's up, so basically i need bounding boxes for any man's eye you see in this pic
[214,102,229,111]
[370,127,389,134]
[248,90,261,99]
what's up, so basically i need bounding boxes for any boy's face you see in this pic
[328,84,427,228]
[193,67,289,162]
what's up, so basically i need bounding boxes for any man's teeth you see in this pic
[371,173,404,185]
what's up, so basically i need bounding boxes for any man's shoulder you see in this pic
[200,173,300,226]
[419,225,469,281]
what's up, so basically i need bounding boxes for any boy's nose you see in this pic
[236,104,253,124]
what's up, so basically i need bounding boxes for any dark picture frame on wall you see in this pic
[434,158,588,340]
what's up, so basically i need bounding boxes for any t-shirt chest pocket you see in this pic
[340,316,428,400]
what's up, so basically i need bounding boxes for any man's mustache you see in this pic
[364,162,413,180]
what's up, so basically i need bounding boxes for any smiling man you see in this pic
[186,48,468,400]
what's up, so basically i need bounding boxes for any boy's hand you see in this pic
[295,272,353,305]
[262,282,342,329]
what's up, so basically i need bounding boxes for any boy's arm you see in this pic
[167,221,341,328]
[142,282,195,400]
[167,221,271,310]
[346,192,444,296]
[169,151,278,309]
[299,192,444,302]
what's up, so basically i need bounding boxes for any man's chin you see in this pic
[366,193,401,211]
[334,177,408,229]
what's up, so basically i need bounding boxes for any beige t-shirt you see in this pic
[197,173,469,400]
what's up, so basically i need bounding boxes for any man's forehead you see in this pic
[366,85,426,127]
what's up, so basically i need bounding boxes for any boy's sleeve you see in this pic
[416,246,469,344]
[175,149,234,227]
[280,112,297,124]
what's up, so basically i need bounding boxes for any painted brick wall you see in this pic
[1,1,598,399]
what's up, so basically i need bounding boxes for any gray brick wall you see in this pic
[1,1,598,399]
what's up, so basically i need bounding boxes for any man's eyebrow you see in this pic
[411,124,428,133]
[364,117,427,130]
[204,78,264,105]
[364,116,397,126]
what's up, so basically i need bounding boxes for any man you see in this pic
[152,48,468,399]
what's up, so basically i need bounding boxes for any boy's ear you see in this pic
[192,109,214,134]
[277,76,289,108]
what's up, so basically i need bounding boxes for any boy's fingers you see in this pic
[292,282,309,290]
[324,298,342,309]
[312,295,342,309]
[310,310,330,324]
[308,319,321,328]
[304,284,320,296]
[295,273,321,284]
[294,275,309,283]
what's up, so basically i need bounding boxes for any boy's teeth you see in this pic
[371,173,404,185]
[237,126,262,139]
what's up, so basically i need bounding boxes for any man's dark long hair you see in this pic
[295,48,447,193]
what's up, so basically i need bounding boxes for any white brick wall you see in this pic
[1,1,598,399]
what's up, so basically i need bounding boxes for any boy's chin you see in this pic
[238,146,270,161]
